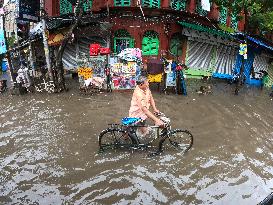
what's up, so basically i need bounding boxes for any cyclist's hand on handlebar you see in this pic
[155,119,165,128]
[154,110,163,117]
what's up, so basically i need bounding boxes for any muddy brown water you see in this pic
[0,80,273,204]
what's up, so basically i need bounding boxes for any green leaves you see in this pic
[214,0,273,32]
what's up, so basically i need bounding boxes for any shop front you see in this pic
[181,28,238,80]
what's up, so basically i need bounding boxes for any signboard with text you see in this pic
[18,0,40,22]
[0,16,7,54]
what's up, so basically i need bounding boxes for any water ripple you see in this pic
[0,87,273,204]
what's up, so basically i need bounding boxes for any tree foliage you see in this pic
[213,0,273,32]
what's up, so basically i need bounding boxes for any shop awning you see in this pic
[179,21,233,39]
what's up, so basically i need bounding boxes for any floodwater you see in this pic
[0,79,273,205]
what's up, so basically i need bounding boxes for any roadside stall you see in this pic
[78,42,110,93]
[109,48,142,90]
[181,27,238,80]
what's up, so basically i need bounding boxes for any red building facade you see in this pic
[45,0,245,62]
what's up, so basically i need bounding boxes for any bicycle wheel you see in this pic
[98,128,132,151]
[47,85,55,93]
[168,129,193,152]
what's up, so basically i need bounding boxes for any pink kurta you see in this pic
[129,86,152,120]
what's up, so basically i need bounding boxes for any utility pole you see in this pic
[40,0,53,81]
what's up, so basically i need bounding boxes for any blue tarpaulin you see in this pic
[233,47,255,84]
[213,33,272,86]
[234,33,273,52]
[247,36,273,52]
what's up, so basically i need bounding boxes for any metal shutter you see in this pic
[186,40,214,71]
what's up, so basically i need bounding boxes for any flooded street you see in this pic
[0,80,273,204]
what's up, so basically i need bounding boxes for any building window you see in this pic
[113,29,134,53]
[83,0,92,12]
[231,13,238,30]
[171,0,187,11]
[114,0,131,6]
[142,0,160,8]
[142,31,159,56]
[219,7,228,25]
[60,0,92,15]
[230,12,238,30]
[60,0,72,15]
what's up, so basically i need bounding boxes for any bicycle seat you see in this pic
[121,117,141,125]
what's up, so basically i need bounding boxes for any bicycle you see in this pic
[98,112,193,155]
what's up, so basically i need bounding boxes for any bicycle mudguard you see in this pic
[258,193,273,205]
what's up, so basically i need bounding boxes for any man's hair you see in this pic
[136,76,148,85]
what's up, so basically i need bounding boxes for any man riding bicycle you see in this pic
[129,76,164,136]
[99,76,193,154]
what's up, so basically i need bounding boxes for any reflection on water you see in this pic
[0,82,273,204]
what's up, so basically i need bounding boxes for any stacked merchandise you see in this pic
[110,48,142,90]
[111,62,137,89]
[77,43,110,92]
